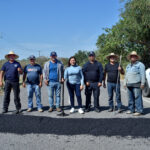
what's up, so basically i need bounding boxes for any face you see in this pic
[130,55,138,62]
[50,55,57,61]
[30,59,35,64]
[70,58,76,66]
[89,55,95,61]
[8,54,15,61]
[110,56,116,63]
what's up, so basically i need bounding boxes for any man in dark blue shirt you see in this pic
[0,51,23,114]
[83,51,103,112]
[23,55,43,112]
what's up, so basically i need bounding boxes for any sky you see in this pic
[0,0,124,59]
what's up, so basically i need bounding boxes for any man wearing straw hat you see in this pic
[103,53,124,113]
[124,51,145,116]
[0,51,22,114]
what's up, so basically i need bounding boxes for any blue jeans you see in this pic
[127,87,143,113]
[107,82,122,109]
[27,84,42,109]
[67,82,82,108]
[47,82,61,108]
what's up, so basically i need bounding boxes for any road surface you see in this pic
[0,82,150,150]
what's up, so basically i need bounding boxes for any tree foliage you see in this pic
[96,0,150,68]
[74,50,89,66]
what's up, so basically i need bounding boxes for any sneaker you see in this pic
[56,107,61,112]
[118,109,123,113]
[94,108,100,113]
[27,108,32,112]
[70,107,75,113]
[133,112,142,116]
[126,110,133,114]
[108,108,113,112]
[78,108,84,114]
[48,108,53,112]
[84,108,90,112]
[2,109,8,114]
[12,109,22,114]
[38,108,43,112]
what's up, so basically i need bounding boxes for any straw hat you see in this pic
[5,51,19,60]
[106,53,119,60]
[127,51,140,60]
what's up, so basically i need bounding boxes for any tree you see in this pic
[74,50,89,66]
[121,0,150,66]
[96,0,150,68]
[59,57,69,67]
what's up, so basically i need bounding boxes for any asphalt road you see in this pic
[0,82,150,150]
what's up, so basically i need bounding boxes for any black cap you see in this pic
[29,55,36,60]
[50,51,57,56]
[88,51,95,56]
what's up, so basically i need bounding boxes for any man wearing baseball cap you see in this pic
[43,51,64,112]
[0,51,23,114]
[23,55,43,112]
[82,51,103,112]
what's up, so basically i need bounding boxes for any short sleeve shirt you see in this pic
[24,64,42,85]
[105,62,121,83]
[1,61,22,82]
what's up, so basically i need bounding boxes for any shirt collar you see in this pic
[50,59,57,64]
[129,61,139,66]
[88,60,97,64]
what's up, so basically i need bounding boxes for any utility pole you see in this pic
[38,50,40,57]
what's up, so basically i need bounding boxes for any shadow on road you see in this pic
[0,114,150,137]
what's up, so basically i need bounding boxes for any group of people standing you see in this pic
[0,50,145,116]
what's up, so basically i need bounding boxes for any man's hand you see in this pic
[44,80,49,86]
[140,85,144,89]
[80,85,84,91]
[22,82,26,88]
[86,82,90,87]
[61,78,65,83]
[18,67,22,74]
[103,82,106,88]
[0,81,3,87]
[39,82,42,88]
[118,66,122,71]
[124,85,127,90]
[98,82,102,87]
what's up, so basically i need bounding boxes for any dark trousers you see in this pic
[85,82,100,109]
[3,80,21,110]
[66,82,82,108]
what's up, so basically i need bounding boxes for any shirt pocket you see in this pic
[132,66,140,74]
